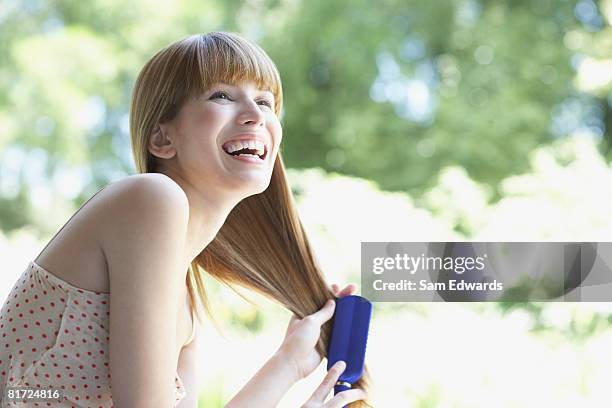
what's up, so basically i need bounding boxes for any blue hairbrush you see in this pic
[326,295,372,404]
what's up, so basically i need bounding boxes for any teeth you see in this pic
[224,140,266,155]
[237,153,262,160]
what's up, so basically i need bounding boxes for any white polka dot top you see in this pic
[0,261,194,407]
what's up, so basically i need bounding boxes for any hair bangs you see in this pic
[191,32,283,117]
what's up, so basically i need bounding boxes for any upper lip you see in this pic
[221,133,269,154]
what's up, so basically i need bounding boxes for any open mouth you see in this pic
[222,140,268,162]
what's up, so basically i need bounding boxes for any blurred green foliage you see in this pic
[2,3,611,405]
[272,0,581,194]
[1,0,612,234]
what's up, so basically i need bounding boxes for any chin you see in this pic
[221,170,273,198]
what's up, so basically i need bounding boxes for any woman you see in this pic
[0,32,372,407]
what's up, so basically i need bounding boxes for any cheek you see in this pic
[194,109,220,130]
[274,127,283,147]
[181,109,225,147]
[268,120,283,147]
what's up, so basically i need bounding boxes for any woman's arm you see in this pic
[226,285,366,408]
[224,349,298,408]
[99,175,191,407]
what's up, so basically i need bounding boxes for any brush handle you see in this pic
[327,295,372,408]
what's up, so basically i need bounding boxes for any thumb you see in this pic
[307,299,336,326]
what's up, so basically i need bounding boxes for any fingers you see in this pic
[308,360,346,402]
[306,299,336,326]
[340,283,357,297]
[307,360,367,408]
[296,282,359,329]
[326,389,367,408]
[331,283,358,298]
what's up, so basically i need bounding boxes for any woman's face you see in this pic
[156,81,282,198]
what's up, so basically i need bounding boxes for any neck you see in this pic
[157,168,243,265]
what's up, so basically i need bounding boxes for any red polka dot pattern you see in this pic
[0,261,187,407]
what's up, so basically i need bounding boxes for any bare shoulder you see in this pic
[32,173,188,295]
[97,173,189,230]
[97,173,190,274]
[104,173,189,211]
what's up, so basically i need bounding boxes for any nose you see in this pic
[237,100,265,128]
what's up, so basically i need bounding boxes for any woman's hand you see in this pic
[278,284,358,382]
[301,360,367,408]
[330,283,357,298]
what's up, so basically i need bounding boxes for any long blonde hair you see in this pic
[130,32,372,407]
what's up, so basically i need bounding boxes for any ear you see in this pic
[148,123,177,160]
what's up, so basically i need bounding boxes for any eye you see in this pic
[256,99,273,108]
[210,91,232,101]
